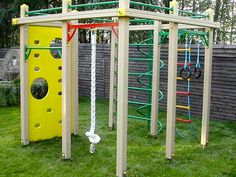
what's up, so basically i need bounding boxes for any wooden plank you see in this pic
[150,21,161,136]
[71,19,79,135]
[62,0,71,159]
[108,20,117,129]
[116,1,130,176]
[166,0,178,160]
[201,9,214,146]
[20,4,29,145]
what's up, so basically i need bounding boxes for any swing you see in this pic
[194,42,202,79]
[180,36,192,80]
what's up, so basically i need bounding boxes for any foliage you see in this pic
[0,78,20,106]
[0,76,50,106]
[0,0,235,47]
[30,79,48,100]
[0,97,235,176]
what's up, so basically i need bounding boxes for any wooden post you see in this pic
[109,18,118,129]
[116,0,129,176]
[62,0,72,159]
[150,21,161,137]
[201,9,214,146]
[71,17,79,135]
[166,0,178,160]
[20,4,29,145]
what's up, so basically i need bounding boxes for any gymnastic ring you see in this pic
[194,67,201,79]
[180,67,191,80]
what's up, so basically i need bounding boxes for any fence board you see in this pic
[0,44,235,121]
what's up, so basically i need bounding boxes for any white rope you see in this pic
[85,29,101,153]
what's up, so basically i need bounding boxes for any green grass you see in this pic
[0,97,235,177]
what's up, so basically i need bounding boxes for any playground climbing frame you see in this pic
[13,0,219,177]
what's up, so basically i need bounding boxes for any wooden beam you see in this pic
[116,0,130,176]
[14,9,219,29]
[71,18,79,135]
[150,21,161,136]
[20,4,29,145]
[62,0,72,160]
[109,18,118,129]
[201,9,214,146]
[166,0,178,160]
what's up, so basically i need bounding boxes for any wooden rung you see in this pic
[177,77,191,81]
[176,105,190,110]
[176,91,190,96]
[177,63,191,67]
[176,118,192,123]
[178,48,191,52]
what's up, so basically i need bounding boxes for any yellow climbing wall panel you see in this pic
[28,26,62,142]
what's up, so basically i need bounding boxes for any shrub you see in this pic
[0,80,20,106]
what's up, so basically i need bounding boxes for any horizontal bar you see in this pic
[26,7,62,15]
[92,18,114,22]
[176,91,190,96]
[128,87,151,91]
[15,9,119,25]
[93,18,153,24]
[178,48,191,52]
[161,24,206,30]
[126,9,220,28]
[177,63,191,67]
[130,19,154,23]
[69,22,118,29]
[179,30,208,36]
[177,77,191,81]
[129,24,206,31]
[129,58,152,61]
[179,10,208,18]
[69,1,119,9]
[176,118,192,123]
[128,115,150,121]
[14,8,220,29]
[129,25,155,31]
[128,101,151,106]
[129,44,153,46]
[129,72,152,76]
[191,16,208,19]
[26,46,62,50]
[130,1,172,11]
[32,22,62,27]
[176,105,190,110]
[27,1,119,15]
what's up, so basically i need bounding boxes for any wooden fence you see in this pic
[78,44,236,121]
[0,44,235,121]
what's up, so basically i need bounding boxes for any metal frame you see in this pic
[15,0,219,176]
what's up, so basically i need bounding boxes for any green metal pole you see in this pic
[130,1,172,11]
[69,1,119,9]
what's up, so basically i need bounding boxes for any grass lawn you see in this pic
[0,97,235,177]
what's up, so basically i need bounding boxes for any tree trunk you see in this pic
[192,0,196,12]
[230,2,235,44]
